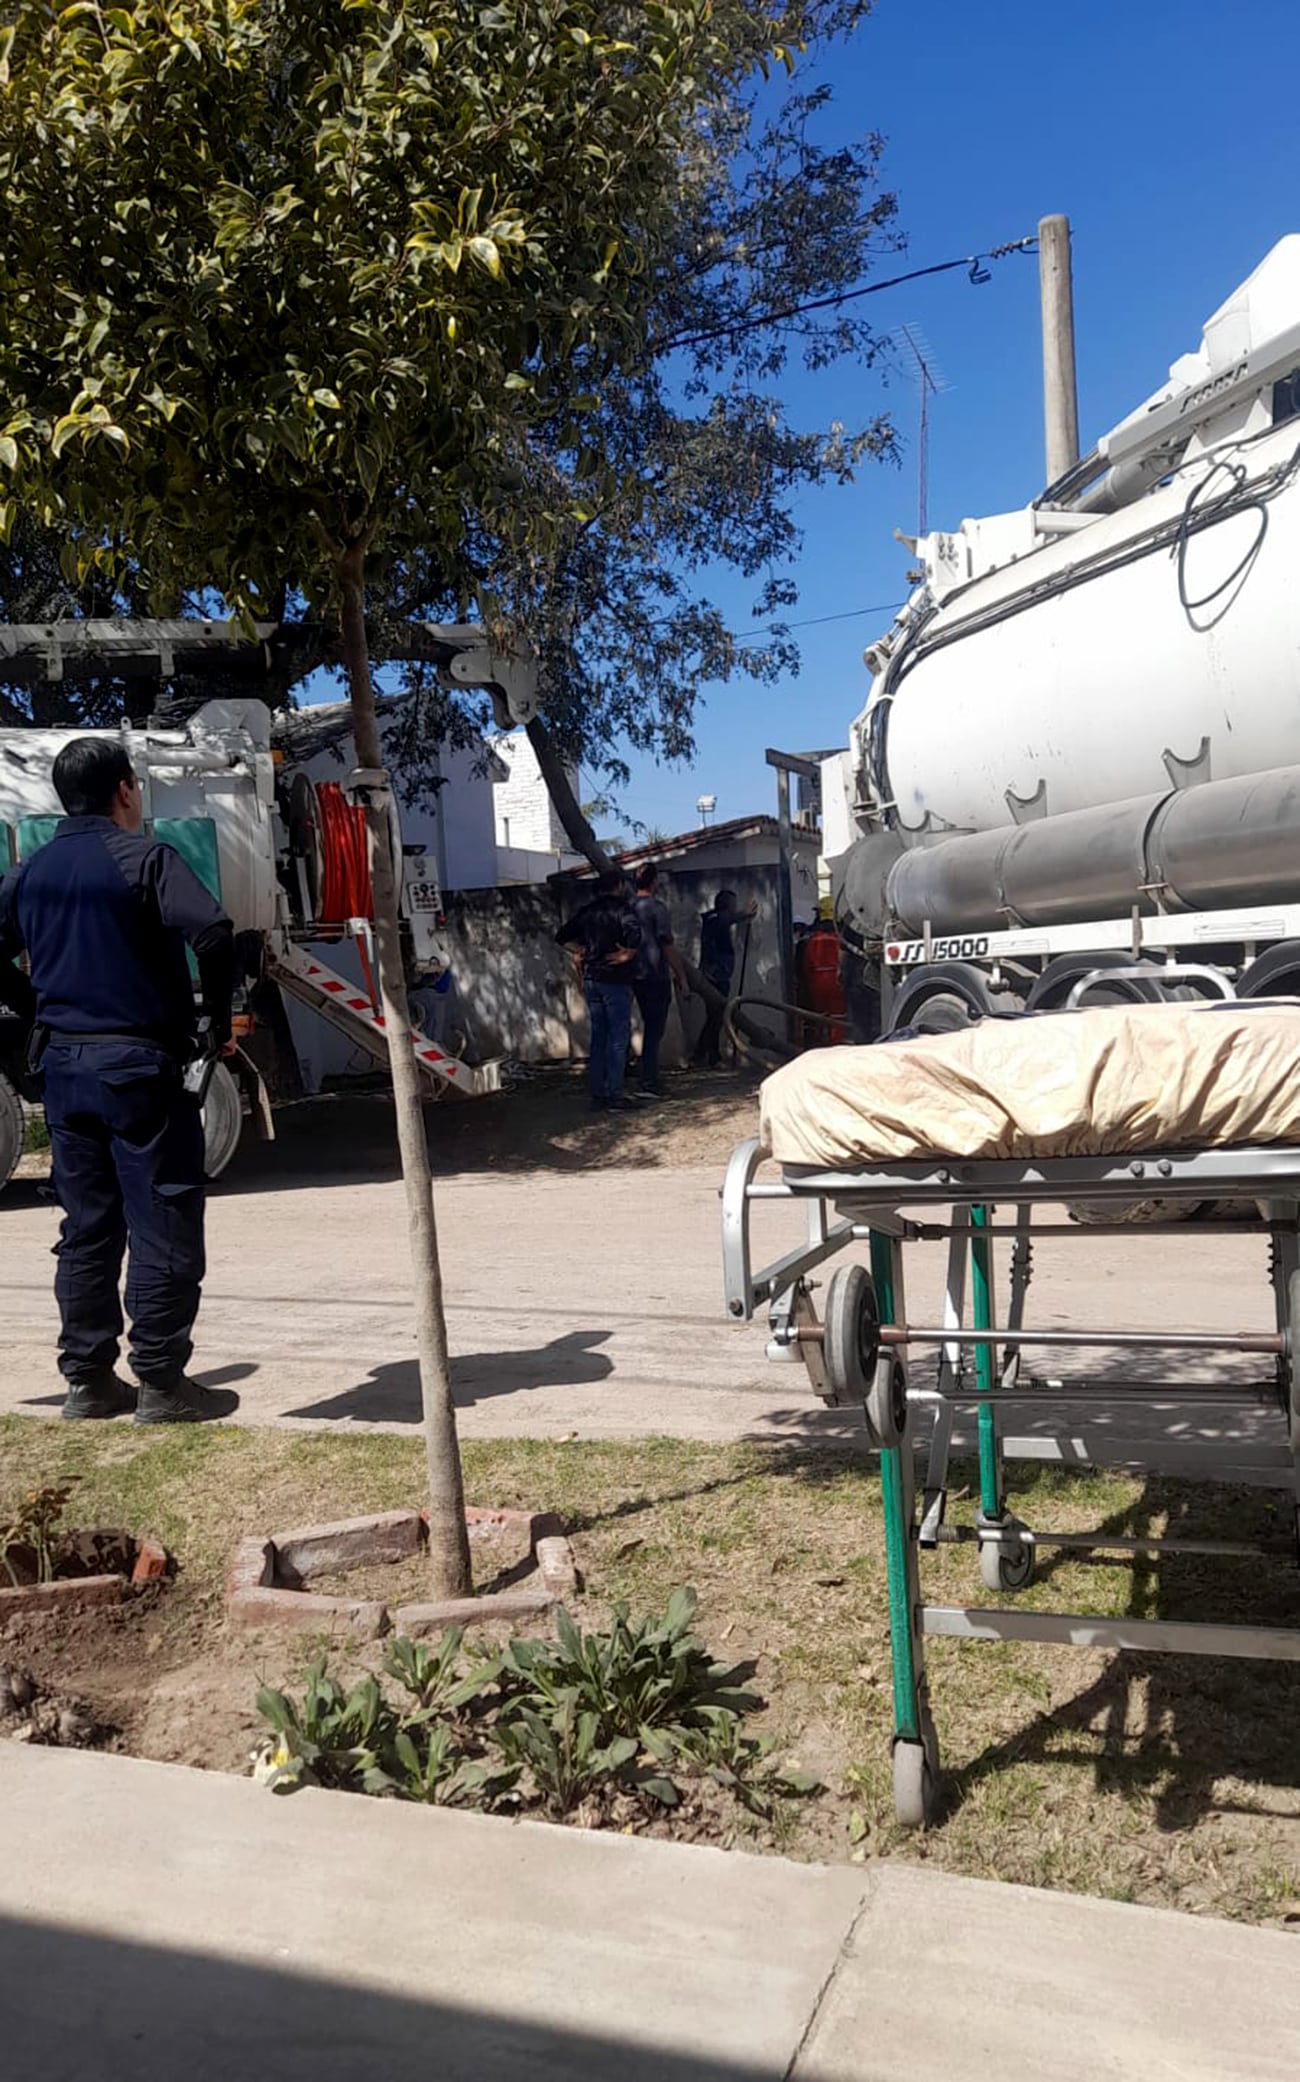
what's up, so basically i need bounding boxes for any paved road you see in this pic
[3,1743,1297,2082]
[0,1126,1290,1478]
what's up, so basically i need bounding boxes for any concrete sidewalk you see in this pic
[2,1744,1296,2081]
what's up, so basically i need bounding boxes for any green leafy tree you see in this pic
[0,0,806,1593]
[0,5,898,867]
[375,25,899,863]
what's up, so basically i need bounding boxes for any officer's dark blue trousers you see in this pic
[42,1042,206,1390]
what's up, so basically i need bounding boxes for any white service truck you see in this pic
[0,625,537,1189]
[822,235,1300,1033]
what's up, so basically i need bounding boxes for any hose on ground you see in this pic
[722,995,841,1071]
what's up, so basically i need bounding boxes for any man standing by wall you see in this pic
[556,870,642,1112]
[630,863,686,1101]
[692,888,757,1069]
[0,739,238,1424]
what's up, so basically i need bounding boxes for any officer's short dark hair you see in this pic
[634,863,658,892]
[598,869,627,897]
[52,737,135,817]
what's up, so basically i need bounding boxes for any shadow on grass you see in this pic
[935,1469,1300,1831]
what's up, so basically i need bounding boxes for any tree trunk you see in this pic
[337,545,472,1598]
[525,714,611,873]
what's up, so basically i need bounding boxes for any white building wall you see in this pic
[490,732,582,865]
[436,737,501,891]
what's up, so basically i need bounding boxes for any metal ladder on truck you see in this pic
[269,939,504,1098]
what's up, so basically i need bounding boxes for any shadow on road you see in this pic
[16,1360,259,1415]
[212,1072,756,1194]
[284,1330,614,1421]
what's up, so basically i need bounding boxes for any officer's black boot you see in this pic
[135,1376,239,1426]
[61,1375,136,1421]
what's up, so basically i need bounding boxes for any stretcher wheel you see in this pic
[823,1264,879,1405]
[979,1520,1035,1594]
[1290,1271,1300,1454]
[201,1060,244,1181]
[892,1730,939,1829]
[864,1353,907,1451]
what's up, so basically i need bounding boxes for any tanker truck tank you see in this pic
[828,234,1300,1032]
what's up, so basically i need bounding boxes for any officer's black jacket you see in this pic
[0,817,235,1056]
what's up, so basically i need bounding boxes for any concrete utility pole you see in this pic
[1038,214,1079,484]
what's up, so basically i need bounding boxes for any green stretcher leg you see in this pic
[971,1203,1002,1522]
[871,1229,919,1744]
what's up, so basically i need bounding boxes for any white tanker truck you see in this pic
[0,625,537,1190]
[824,234,1300,1033]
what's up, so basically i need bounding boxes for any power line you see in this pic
[657,235,1038,357]
[756,599,904,636]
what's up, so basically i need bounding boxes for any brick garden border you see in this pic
[226,1506,581,1637]
[0,1535,170,1620]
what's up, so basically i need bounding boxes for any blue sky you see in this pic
[595,0,1300,842]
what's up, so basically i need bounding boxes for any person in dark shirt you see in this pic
[693,887,757,1068]
[556,871,642,1111]
[631,863,685,1100]
[0,737,238,1424]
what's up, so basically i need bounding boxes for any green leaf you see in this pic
[0,436,17,472]
[394,1729,422,1778]
[50,414,84,459]
[773,1768,823,1796]
[255,1687,297,1736]
[311,388,343,410]
[638,1774,680,1806]
[468,236,502,280]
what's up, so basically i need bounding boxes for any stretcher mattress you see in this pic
[759,1001,1300,1166]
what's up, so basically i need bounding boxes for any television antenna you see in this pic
[895,324,951,538]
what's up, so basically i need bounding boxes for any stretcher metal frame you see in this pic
[721,1137,1300,1827]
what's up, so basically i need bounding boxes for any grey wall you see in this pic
[281,859,800,1084]
[440,863,793,1069]
[439,883,581,1064]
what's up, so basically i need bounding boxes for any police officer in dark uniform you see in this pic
[0,737,238,1424]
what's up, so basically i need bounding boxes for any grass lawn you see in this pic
[1,1415,1297,1925]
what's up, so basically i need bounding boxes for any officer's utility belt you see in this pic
[43,1029,179,1052]
[31,1027,181,1075]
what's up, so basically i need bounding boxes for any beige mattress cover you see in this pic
[759,1002,1300,1166]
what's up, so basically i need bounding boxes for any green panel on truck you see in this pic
[16,817,60,860]
[16,814,223,899]
[152,818,223,902]
[16,815,223,980]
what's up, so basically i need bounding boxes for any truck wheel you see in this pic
[202,1060,244,1181]
[1239,943,1300,999]
[887,962,1011,1037]
[1025,952,1164,1011]
[0,1072,23,1192]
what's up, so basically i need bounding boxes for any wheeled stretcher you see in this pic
[721,1008,1300,1828]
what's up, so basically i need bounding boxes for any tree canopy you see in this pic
[0,0,897,828]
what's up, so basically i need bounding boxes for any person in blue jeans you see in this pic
[556,872,642,1111]
[0,736,239,1424]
